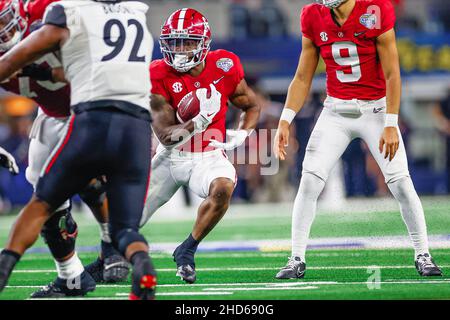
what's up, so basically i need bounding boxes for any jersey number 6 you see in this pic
[101,19,146,62]
[331,42,361,83]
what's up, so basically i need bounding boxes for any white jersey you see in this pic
[43,0,153,111]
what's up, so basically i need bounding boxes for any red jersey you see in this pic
[0,0,70,118]
[301,0,396,100]
[151,49,245,152]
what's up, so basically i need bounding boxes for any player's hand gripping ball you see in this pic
[176,90,202,123]
[176,84,221,124]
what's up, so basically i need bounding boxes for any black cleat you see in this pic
[275,256,306,279]
[103,254,130,283]
[84,242,130,283]
[172,245,196,284]
[175,265,196,284]
[84,257,104,283]
[30,271,96,298]
[415,253,443,277]
[129,255,157,300]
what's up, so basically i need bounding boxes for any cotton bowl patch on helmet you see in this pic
[0,0,27,52]
[160,8,211,73]
[216,58,233,72]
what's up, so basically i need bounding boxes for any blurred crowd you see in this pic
[1,0,449,213]
[0,94,36,213]
[1,84,450,213]
[227,0,450,38]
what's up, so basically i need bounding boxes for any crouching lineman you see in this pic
[0,0,157,300]
[274,0,442,279]
[144,8,260,283]
[0,0,129,298]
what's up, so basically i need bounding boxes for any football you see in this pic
[176,89,201,123]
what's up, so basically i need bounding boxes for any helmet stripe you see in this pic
[177,8,188,30]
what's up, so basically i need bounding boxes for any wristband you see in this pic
[384,113,398,127]
[280,108,297,124]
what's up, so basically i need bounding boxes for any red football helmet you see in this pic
[0,0,27,52]
[160,8,211,73]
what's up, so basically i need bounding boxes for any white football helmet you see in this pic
[316,0,346,9]
[0,0,27,52]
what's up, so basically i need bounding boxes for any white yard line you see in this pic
[7,279,450,291]
[13,264,450,274]
[115,292,233,296]
[203,286,319,291]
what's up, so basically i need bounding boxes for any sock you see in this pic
[182,234,200,254]
[101,240,118,259]
[1,249,21,262]
[55,252,84,279]
[0,250,21,289]
[387,177,430,257]
[99,223,112,243]
[130,251,156,276]
[291,173,326,262]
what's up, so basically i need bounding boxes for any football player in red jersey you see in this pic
[144,8,260,283]
[0,0,129,297]
[274,0,442,278]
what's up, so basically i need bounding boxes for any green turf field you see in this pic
[1,197,449,300]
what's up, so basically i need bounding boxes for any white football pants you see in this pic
[291,96,430,260]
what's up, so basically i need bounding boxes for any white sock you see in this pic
[387,177,430,257]
[99,223,112,243]
[291,173,326,262]
[55,252,84,279]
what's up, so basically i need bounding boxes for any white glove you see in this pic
[192,84,221,133]
[0,146,19,175]
[209,129,252,150]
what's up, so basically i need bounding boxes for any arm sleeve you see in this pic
[233,54,245,84]
[376,0,396,36]
[28,0,61,21]
[43,3,67,28]
[228,52,245,93]
[150,70,171,105]
[300,6,314,41]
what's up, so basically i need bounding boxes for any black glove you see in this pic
[20,63,53,81]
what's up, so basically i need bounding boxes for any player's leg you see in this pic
[105,111,156,300]
[139,148,181,227]
[360,112,442,276]
[173,151,236,283]
[276,108,353,279]
[80,178,130,283]
[0,114,98,294]
[24,114,91,296]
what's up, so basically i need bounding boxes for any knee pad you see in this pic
[298,172,326,200]
[41,209,78,260]
[25,166,38,188]
[79,178,107,207]
[112,228,147,256]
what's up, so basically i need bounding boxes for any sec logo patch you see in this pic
[172,82,183,93]
[216,58,234,72]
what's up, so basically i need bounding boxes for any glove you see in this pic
[209,129,252,150]
[192,84,221,133]
[0,147,19,175]
[20,63,53,81]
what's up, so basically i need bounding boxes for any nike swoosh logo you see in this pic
[207,112,215,117]
[213,76,225,85]
[373,107,384,113]
[354,31,366,37]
